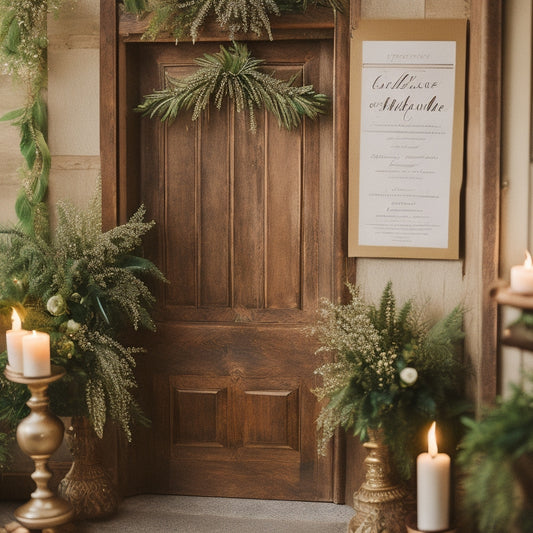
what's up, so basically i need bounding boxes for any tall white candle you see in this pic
[22,330,51,378]
[6,308,30,374]
[510,250,533,294]
[417,422,450,531]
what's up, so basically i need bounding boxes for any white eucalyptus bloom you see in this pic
[46,294,66,316]
[66,319,81,333]
[400,366,418,386]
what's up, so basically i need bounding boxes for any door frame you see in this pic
[99,0,502,502]
[100,0,353,502]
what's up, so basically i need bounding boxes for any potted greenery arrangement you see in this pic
[458,377,533,533]
[0,191,164,518]
[309,282,466,533]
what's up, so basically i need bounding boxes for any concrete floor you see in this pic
[0,495,354,532]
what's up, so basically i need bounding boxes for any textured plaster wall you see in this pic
[47,0,100,224]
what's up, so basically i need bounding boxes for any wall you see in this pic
[0,75,26,224]
[48,0,101,223]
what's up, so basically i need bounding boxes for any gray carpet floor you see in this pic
[0,495,354,532]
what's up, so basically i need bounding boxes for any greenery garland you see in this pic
[137,41,328,131]
[0,0,63,237]
[123,0,345,43]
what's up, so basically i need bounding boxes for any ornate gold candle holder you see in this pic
[4,365,74,530]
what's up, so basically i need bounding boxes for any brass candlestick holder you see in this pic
[4,365,74,530]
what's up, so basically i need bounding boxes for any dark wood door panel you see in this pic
[139,42,321,321]
[146,324,320,376]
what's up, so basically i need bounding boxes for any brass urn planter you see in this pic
[348,430,413,533]
[58,416,119,520]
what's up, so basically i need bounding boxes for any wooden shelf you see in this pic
[501,323,533,351]
[491,284,533,311]
[492,285,533,310]
[492,283,533,351]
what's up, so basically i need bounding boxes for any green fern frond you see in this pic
[310,281,466,479]
[137,42,327,132]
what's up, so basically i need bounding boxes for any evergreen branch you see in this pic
[137,42,328,131]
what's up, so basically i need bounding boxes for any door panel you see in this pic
[133,39,335,501]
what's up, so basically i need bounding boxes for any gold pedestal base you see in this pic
[14,496,73,530]
[4,366,74,530]
[1,520,77,533]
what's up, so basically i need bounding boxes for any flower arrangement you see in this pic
[310,281,466,479]
[0,191,164,463]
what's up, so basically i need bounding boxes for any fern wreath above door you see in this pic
[136,41,329,132]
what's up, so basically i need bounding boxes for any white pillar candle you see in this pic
[22,330,51,378]
[510,251,533,294]
[6,309,30,374]
[417,422,450,532]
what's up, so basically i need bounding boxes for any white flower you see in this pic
[400,367,418,386]
[46,294,66,316]
[66,319,81,333]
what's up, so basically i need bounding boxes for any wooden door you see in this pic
[122,38,336,501]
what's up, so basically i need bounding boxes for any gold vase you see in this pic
[58,416,119,520]
[348,430,413,533]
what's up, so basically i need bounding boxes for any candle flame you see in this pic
[524,250,532,269]
[428,421,438,458]
[11,308,21,331]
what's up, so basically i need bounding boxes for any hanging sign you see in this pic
[348,19,467,259]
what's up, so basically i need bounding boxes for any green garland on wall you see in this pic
[137,41,328,131]
[0,0,63,237]
[123,0,346,42]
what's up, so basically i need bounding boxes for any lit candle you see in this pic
[510,251,533,294]
[5,309,30,374]
[22,330,51,378]
[417,422,450,532]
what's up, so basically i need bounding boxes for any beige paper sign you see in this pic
[348,19,467,259]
